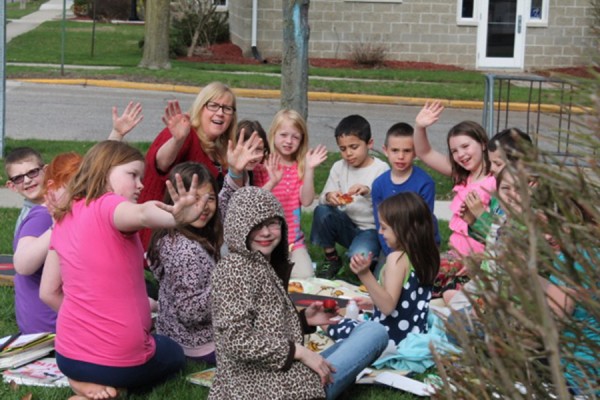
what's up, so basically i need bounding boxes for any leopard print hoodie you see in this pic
[209,186,324,400]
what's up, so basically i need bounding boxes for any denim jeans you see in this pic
[320,321,388,400]
[311,205,381,261]
[56,334,185,391]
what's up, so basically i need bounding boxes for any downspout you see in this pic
[251,0,265,62]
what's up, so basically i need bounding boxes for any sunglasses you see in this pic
[9,167,43,185]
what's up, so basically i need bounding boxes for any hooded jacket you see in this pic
[209,186,324,400]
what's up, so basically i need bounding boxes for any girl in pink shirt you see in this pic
[40,141,205,400]
[414,101,495,296]
[255,109,328,279]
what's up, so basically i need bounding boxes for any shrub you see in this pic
[170,0,230,58]
[349,41,386,67]
[89,0,130,21]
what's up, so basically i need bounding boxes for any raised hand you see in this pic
[265,153,283,187]
[159,173,206,225]
[415,100,444,129]
[227,130,263,176]
[349,252,373,277]
[162,100,191,142]
[305,144,328,170]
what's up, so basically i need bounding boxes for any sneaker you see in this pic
[318,257,343,280]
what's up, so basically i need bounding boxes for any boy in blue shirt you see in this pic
[311,115,389,279]
[372,122,440,256]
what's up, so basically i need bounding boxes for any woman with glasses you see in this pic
[138,81,238,248]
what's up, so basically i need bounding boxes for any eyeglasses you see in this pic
[254,218,282,232]
[205,101,236,115]
[8,167,43,185]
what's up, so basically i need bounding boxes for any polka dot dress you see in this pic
[327,267,432,346]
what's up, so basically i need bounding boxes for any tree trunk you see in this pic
[281,0,310,120]
[139,0,171,69]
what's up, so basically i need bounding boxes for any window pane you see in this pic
[530,0,542,19]
[462,0,474,18]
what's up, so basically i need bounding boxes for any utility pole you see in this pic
[1,1,6,158]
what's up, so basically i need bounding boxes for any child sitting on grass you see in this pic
[372,122,440,256]
[326,192,440,347]
[311,115,389,279]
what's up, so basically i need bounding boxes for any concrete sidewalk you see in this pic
[6,0,73,43]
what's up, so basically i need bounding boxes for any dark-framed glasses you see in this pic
[205,101,236,115]
[9,167,43,185]
[254,218,282,232]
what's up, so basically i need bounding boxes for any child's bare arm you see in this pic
[538,275,576,319]
[39,250,63,312]
[414,101,453,176]
[351,251,407,315]
[13,229,52,275]
[300,145,328,206]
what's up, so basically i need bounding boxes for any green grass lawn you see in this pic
[5,20,575,102]
[5,0,45,20]
[0,138,450,400]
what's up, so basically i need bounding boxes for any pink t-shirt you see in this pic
[449,175,497,256]
[50,193,155,367]
[262,163,304,250]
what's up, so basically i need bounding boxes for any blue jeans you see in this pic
[321,321,388,400]
[56,334,185,391]
[311,205,381,261]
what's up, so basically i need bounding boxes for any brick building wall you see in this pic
[228,0,594,70]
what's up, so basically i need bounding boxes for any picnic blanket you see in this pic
[0,255,15,286]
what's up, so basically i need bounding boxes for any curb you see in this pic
[14,78,585,113]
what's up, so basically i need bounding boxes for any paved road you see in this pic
[6,80,487,154]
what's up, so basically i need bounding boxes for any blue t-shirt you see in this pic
[372,167,440,254]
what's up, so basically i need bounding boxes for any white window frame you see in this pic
[213,0,228,12]
[457,0,478,26]
[344,0,403,3]
[527,0,548,27]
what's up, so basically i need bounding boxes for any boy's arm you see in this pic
[13,230,52,275]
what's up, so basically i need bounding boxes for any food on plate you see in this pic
[288,281,304,293]
[358,284,368,293]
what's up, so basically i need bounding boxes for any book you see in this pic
[0,333,55,370]
[3,357,69,387]
[186,367,216,388]
[0,332,55,355]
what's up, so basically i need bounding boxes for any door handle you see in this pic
[517,15,522,34]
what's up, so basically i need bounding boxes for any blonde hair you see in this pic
[267,109,309,180]
[54,141,144,221]
[189,82,238,168]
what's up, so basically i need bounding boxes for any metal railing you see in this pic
[482,73,593,164]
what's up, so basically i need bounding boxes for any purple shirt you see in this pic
[12,205,57,334]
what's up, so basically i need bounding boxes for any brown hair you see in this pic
[447,121,491,186]
[54,141,144,221]
[378,192,440,285]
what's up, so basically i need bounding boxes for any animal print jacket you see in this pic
[209,187,325,400]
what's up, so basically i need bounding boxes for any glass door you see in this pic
[477,0,527,69]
